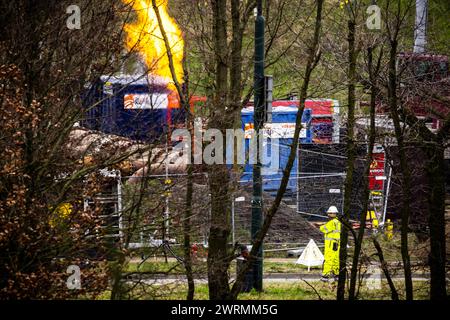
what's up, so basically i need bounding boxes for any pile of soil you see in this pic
[232,188,322,244]
[169,183,322,244]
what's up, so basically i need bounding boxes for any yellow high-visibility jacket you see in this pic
[366,210,379,228]
[320,217,341,276]
[386,220,393,231]
[385,220,394,240]
[320,217,341,241]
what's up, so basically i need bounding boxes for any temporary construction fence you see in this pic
[296,147,347,218]
[295,144,391,223]
[83,144,393,249]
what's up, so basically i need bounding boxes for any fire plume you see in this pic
[124,0,184,86]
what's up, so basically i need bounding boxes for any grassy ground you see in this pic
[111,232,437,300]
[350,232,428,263]
[235,281,430,300]
[126,232,428,276]
[126,259,321,276]
[97,280,431,300]
[95,232,439,300]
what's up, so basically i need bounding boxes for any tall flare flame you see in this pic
[124,0,184,87]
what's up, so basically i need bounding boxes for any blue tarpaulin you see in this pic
[240,106,312,193]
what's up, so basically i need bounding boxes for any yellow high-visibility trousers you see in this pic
[385,219,394,240]
[323,239,340,276]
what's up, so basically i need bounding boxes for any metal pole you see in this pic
[297,140,300,214]
[117,171,123,242]
[382,165,392,225]
[340,175,346,213]
[251,0,265,292]
[232,198,235,245]
[413,0,428,54]
[165,140,170,238]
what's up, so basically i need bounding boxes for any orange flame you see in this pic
[124,0,184,87]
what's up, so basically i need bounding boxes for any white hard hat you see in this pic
[327,206,339,214]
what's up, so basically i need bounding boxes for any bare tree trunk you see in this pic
[230,0,244,131]
[402,113,450,300]
[373,237,399,300]
[110,252,127,300]
[183,160,195,300]
[348,46,379,300]
[396,72,450,301]
[337,18,357,301]
[229,0,324,299]
[151,0,194,299]
[425,141,447,300]
[387,38,413,301]
[207,166,232,300]
[207,0,232,300]
[183,74,195,301]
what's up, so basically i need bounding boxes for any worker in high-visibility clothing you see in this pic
[319,206,341,281]
[385,219,394,240]
[366,206,379,231]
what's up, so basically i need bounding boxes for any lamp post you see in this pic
[251,0,265,292]
[232,196,246,245]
